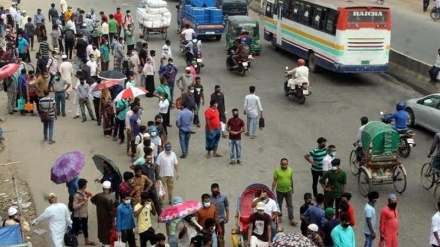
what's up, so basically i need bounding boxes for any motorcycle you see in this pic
[380,111,416,158]
[283,66,311,105]
[226,50,249,76]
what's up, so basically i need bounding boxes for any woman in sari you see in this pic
[99,88,114,137]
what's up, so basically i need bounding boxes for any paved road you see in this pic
[7,0,438,246]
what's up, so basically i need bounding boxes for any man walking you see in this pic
[363,191,379,247]
[304,137,327,198]
[176,102,193,158]
[210,183,229,247]
[205,100,222,158]
[331,213,355,247]
[91,181,114,247]
[116,194,136,247]
[226,108,245,165]
[32,193,72,247]
[156,142,179,205]
[243,86,263,139]
[379,194,399,247]
[39,90,57,144]
[59,55,73,99]
[113,99,129,144]
[134,192,157,247]
[431,201,440,247]
[319,158,346,215]
[211,85,227,138]
[272,158,297,226]
[193,76,205,127]
[51,71,70,117]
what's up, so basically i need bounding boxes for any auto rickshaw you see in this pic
[356,121,407,196]
[225,15,262,55]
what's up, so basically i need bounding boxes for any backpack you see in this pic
[65,29,75,41]
[240,44,250,57]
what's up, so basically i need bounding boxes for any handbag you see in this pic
[109,228,118,247]
[25,102,34,112]
[40,112,50,123]
[157,180,165,198]
[259,117,265,130]
[114,237,126,247]
[64,231,78,247]
[17,97,25,111]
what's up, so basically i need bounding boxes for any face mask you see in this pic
[388,202,397,210]
[54,76,59,81]
[332,166,338,170]
[91,58,95,61]
[165,146,172,152]
[263,198,268,204]
[190,90,194,93]
[331,151,337,157]
[203,202,210,207]
[124,199,131,204]
[212,226,216,232]
[150,131,157,137]
[257,210,265,215]
[186,71,190,74]
[121,41,125,44]
[307,235,312,239]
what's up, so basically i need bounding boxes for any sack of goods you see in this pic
[142,0,168,8]
[137,1,172,29]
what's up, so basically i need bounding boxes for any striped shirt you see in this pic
[39,97,56,116]
[309,147,327,171]
[39,41,50,57]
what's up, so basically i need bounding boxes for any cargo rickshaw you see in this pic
[225,15,262,55]
[356,121,407,197]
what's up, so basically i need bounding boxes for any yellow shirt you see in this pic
[134,203,152,233]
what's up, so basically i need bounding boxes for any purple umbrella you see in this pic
[51,151,85,184]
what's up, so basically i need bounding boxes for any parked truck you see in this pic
[176,0,225,40]
[219,0,248,16]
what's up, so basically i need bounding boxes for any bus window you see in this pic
[325,9,338,35]
[303,3,312,25]
[285,0,295,19]
[292,1,300,21]
[266,2,274,18]
[296,2,305,22]
[312,6,322,29]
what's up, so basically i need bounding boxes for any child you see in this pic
[299,192,313,236]
[272,227,285,242]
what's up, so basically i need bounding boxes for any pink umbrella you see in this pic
[114,87,148,101]
[92,80,120,91]
[0,63,20,79]
[159,200,202,223]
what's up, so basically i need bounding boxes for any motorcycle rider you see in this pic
[382,102,409,132]
[184,33,202,65]
[238,30,252,46]
[180,22,195,46]
[231,38,250,68]
[285,59,309,94]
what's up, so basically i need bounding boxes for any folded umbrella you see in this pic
[50,151,85,184]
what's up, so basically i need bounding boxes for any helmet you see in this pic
[241,38,247,44]
[396,101,405,111]
[297,59,305,66]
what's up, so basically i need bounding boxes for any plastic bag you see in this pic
[259,117,265,130]
[17,98,25,111]
[157,180,165,198]
[114,237,125,247]
[25,102,33,111]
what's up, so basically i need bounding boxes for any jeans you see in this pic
[212,231,218,247]
[179,130,191,155]
[113,118,125,142]
[246,116,258,135]
[169,86,174,103]
[276,190,294,220]
[193,103,200,124]
[79,98,95,120]
[54,92,66,115]
[139,228,156,247]
[170,235,178,247]
[115,57,122,71]
[229,140,241,161]
[43,116,55,141]
[73,217,89,238]
[311,170,323,197]
[75,56,84,71]
[364,233,373,247]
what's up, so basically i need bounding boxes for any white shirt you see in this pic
[431,212,440,245]
[101,22,109,34]
[32,203,72,247]
[436,0,440,9]
[59,61,73,83]
[287,66,309,87]
[60,0,68,13]
[89,82,102,98]
[243,93,263,118]
[93,49,101,60]
[181,28,195,41]
[156,151,178,177]
[20,15,29,29]
[136,142,156,160]
[86,60,98,76]
[86,45,93,60]
[162,44,172,59]
[252,198,280,216]
[158,99,169,114]
[435,54,440,68]
[322,154,334,172]
[125,110,134,130]
[356,124,368,147]
[66,20,76,33]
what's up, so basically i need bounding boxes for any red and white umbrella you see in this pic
[92,80,120,91]
[114,87,148,101]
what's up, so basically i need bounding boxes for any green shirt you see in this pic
[115,100,129,120]
[134,157,145,166]
[100,44,110,62]
[125,30,135,46]
[319,169,346,198]
[309,147,327,171]
[273,167,293,193]
[108,19,118,34]
[154,84,171,99]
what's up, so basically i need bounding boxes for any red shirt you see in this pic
[205,107,220,130]
[114,12,122,26]
[347,204,355,226]
[101,14,108,23]
[227,117,244,140]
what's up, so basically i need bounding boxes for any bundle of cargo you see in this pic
[184,6,223,25]
[137,0,172,29]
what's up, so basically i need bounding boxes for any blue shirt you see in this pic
[18,74,27,95]
[323,218,341,246]
[331,224,356,247]
[66,176,79,198]
[158,64,178,76]
[303,205,326,229]
[363,202,376,234]
[116,202,135,232]
[130,115,140,136]
[211,192,229,222]
[17,38,28,54]
[176,108,193,132]
[383,110,408,129]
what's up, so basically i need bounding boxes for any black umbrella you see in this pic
[92,154,123,182]
[98,70,127,81]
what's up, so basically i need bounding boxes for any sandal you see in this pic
[206,154,211,159]
[213,154,222,157]
[85,241,96,246]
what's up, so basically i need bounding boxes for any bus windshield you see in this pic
[347,8,388,23]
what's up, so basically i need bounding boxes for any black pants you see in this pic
[325,196,342,217]
[65,40,74,60]
[424,0,430,11]
[29,95,39,113]
[429,66,440,81]
[127,44,134,54]
[73,217,89,238]
[139,228,156,247]
[121,229,136,247]
[58,38,64,53]
[28,34,34,49]
[148,188,162,215]
[160,112,169,135]
[113,118,125,142]
[311,170,323,197]
[93,97,101,123]
[131,140,136,159]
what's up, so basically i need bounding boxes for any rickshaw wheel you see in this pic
[421,162,435,190]
[162,29,168,40]
[393,165,407,194]
[358,168,370,197]
[433,184,440,209]
[349,150,360,175]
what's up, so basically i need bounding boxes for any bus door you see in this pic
[276,0,283,46]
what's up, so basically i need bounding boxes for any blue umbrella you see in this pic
[50,151,85,184]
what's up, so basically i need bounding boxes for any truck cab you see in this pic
[219,0,248,16]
